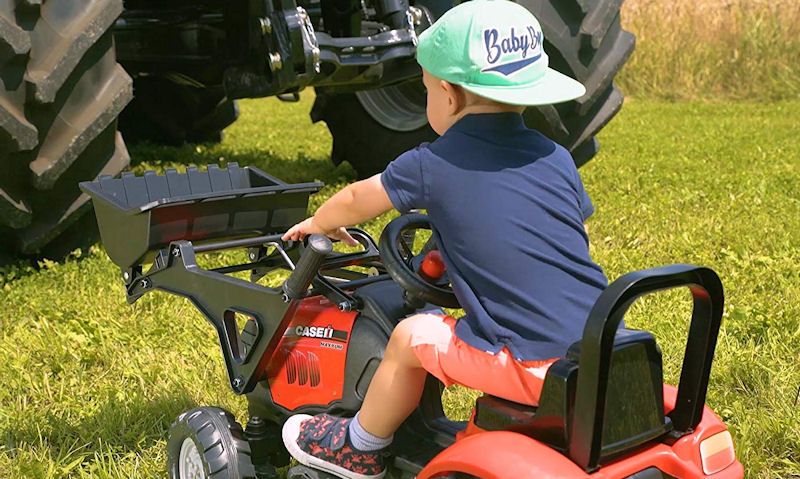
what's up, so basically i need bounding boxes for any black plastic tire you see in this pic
[118,76,239,146]
[312,0,635,178]
[0,0,132,261]
[167,406,257,479]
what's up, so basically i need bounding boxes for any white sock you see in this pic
[348,412,393,451]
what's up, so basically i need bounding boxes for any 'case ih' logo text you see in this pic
[296,325,333,339]
[285,325,348,342]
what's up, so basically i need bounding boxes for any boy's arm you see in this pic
[282,174,394,245]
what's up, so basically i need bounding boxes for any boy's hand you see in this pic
[281,175,392,248]
[282,217,359,246]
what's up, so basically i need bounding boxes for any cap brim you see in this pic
[460,68,586,106]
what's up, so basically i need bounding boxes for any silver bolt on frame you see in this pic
[268,52,283,71]
[408,6,423,26]
[259,17,272,35]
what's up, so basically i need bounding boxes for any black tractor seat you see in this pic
[474,329,670,459]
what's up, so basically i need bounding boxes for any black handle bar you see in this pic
[568,264,724,471]
[282,235,333,300]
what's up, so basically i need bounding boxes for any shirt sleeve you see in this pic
[380,146,428,213]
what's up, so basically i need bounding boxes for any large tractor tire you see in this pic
[118,76,239,146]
[313,0,635,178]
[0,0,132,261]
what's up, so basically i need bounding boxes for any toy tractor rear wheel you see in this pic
[167,407,258,479]
[312,0,634,178]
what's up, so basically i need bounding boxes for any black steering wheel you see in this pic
[379,214,460,308]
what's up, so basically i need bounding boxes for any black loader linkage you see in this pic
[80,164,322,395]
[123,235,295,395]
[115,0,429,99]
[80,163,388,396]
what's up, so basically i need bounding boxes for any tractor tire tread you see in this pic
[0,0,132,261]
[26,0,124,103]
[168,406,257,479]
[0,9,30,55]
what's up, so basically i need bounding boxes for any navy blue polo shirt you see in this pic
[381,112,608,361]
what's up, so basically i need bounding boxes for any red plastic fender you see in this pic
[416,431,590,479]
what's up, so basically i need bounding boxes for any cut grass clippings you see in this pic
[1,96,799,478]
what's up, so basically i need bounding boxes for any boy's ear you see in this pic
[441,80,466,115]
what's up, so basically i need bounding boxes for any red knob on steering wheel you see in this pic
[378,214,460,308]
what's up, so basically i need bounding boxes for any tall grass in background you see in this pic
[618,0,800,100]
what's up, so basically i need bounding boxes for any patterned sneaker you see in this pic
[282,414,386,479]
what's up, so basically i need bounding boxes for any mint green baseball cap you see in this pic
[416,0,586,106]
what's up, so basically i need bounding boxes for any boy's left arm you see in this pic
[282,174,394,245]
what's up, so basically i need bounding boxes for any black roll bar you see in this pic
[568,264,725,471]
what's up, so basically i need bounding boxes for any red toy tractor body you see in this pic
[81,165,743,479]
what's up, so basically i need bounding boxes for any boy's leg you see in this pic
[281,313,436,479]
[354,314,431,438]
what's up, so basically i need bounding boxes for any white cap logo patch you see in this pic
[415,0,586,106]
[482,26,543,76]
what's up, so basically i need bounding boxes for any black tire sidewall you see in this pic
[167,417,212,479]
[167,406,254,479]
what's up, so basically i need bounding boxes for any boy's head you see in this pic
[422,68,523,135]
[417,0,585,134]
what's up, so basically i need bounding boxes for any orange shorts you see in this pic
[409,315,557,406]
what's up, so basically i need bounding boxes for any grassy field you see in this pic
[1,96,799,478]
[619,0,800,100]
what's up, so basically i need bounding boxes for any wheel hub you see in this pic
[356,80,429,132]
[179,437,205,479]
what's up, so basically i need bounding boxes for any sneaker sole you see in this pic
[282,415,387,479]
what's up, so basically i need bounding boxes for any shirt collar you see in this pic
[447,112,527,135]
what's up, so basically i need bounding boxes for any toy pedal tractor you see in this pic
[81,165,744,479]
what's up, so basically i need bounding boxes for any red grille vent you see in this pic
[283,349,321,387]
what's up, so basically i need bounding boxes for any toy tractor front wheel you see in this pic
[167,407,258,479]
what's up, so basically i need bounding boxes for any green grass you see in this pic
[1,96,799,478]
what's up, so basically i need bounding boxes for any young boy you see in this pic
[281,1,607,477]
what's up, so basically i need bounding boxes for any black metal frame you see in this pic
[568,264,725,471]
[127,237,291,394]
[120,229,384,395]
[115,0,428,99]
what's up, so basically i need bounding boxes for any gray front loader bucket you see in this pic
[79,163,320,270]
